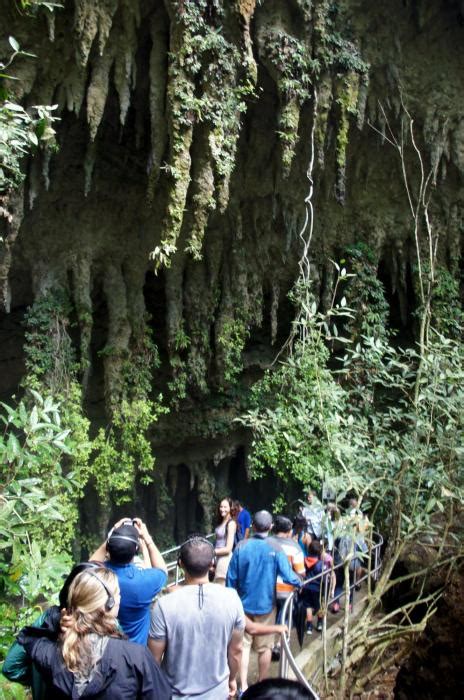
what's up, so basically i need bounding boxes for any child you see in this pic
[301,541,325,634]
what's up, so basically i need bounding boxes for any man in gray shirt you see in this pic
[301,489,324,540]
[149,536,245,699]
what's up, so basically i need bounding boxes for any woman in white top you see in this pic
[214,497,237,585]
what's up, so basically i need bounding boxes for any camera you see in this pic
[121,518,137,527]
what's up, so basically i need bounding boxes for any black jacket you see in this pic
[17,631,171,700]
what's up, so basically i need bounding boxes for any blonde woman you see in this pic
[214,497,237,585]
[17,568,170,699]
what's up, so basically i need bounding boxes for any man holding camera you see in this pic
[90,516,167,644]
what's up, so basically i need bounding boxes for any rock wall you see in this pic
[0,0,463,544]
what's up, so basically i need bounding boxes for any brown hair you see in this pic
[61,568,124,674]
[217,497,233,524]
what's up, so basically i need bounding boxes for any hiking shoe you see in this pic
[306,623,313,635]
[271,645,281,662]
[316,619,323,632]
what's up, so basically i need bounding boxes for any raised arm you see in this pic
[89,516,131,562]
[133,518,168,574]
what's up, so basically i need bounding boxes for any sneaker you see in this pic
[316,619,323,632]
[306,623,313,635]
[271,645,281,662]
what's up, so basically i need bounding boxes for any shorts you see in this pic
[301,587,321,612]
[214,553,232,581]
[243,609,276,653]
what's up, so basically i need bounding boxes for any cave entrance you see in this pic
[171,464,202,543]
[378,257,416,344]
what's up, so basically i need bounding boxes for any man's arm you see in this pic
[225,550,238,588]
[89,516,131,562]
[245,617,288,636]
[147,637,166,665]
[227,628,243,697]
[243,511,252,539]
[133,518,168,573]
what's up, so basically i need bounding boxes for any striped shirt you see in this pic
[267,536,305,598]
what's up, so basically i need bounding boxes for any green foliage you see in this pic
[0,395,73,661]
[16,0,62,12]
[430,267,464,338]
[92,394,168,504]
[242,341,345,487]
[343,243,390,344]
[217,318,250,385]
[93,324,168,504]
[154,0,257,262]
[242,264,464,537]
[23,291,92,542]
[260,2,369,175]
[0,36,59,194]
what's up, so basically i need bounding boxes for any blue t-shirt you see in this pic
[106,562,167,644]
[226,535,301,615]
[237,508,252,542]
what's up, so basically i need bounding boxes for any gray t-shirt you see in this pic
[149,583,245,699]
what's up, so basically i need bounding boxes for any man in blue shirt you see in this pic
[234,500,252,542]
[226,510,301,692]
[91,517,167,644]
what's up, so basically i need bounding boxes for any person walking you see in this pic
[214,497,237,585]
[300,490,324,540]
[90,517,167,643]
[149,536,245,699]
[226,511,301,692]
[233,500,252,542]
[16,568,171,699]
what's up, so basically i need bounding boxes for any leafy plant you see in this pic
[0,394,73,662]
[0,37,59,194]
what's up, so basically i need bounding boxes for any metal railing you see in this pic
[278,531,384,699]
[161,533,215,587]
[158,531,383,698]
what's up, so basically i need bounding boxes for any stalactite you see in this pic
[71,256,93,392]
[102,262,131,412]
[147,8,169,193]
[185,130,216,260]
[113,0,141,128]
[42,150,51,191]
[86,47,115,141]
[450,118,464,174]
[270,280,280,345]
[164,251,187,354]
[74,0,119,67]
[314,74,333,168]
[84,142,97,196]
[0,191,23,313]
[28,157,42,210]
[61,65,87,116]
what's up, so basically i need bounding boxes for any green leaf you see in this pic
[8,36,20,52]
